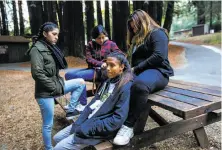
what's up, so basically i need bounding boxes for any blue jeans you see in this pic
[65,68,94,81]
[36,79,86,150]
[65,68,94,106]
[53,125,88,150]
[124,69,169,127]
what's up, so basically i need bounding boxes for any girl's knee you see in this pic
[79,78,85,85]
[131,80,150,93]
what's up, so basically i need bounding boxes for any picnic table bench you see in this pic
[55,79,221,150]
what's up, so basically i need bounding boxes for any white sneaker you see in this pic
[75,103,86,112]
[63,105,69,110]
[113,125,134,145]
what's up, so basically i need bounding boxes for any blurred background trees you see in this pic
[0,0,221,57]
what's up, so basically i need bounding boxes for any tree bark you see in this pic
[97,0,103,25]
[18,0,25,35]
[133,1,144,11]
[12,1,19,36]
[112,1,129,52]
[163,1,174,33]
[27,1,44,35]
[0,0,9,35]
[85,1,94,41]
[105,0,111,39]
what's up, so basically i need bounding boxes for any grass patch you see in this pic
[177,32,221,46]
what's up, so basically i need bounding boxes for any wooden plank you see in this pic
[184,101,221,119]
[155,91,209,106]
[168,82,221,97]
[115,111,221,150]
[94,141,113,150]
[164,87,220,102]
[148,95,195,118]
[193,127,209,148]
[149,108,169,126]
[170,79,221,91]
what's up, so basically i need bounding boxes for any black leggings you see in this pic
[124,69,169,127]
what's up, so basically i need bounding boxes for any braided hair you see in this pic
[32,22,58,44]
[106,51,133,90]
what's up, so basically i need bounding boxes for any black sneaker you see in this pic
[66,110,80,120]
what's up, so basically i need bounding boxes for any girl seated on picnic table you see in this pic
[53,51,133,150]
[64,25,122,119]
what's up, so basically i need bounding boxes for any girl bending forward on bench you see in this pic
[113,9,174,145]
[53,51,133,150]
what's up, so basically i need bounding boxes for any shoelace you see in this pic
[117,126,132,137]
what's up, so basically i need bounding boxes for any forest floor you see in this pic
[0,44,220,150]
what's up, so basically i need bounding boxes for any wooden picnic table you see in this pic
[55,79,221,150]
[94,79,221,150]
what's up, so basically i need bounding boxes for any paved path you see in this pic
[0,42,221,87]
[170,41,221,87]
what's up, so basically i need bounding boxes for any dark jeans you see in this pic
[124,69,169,127]
[65,68,95,105]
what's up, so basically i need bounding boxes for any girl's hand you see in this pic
[131,67,134,72]
[101,63,107,69]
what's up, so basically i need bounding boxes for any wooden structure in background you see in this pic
[0,36,30,63]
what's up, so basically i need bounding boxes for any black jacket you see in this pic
[132,28,174,77]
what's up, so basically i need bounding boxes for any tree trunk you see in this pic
[18,0,25,35]
[163,1,174,33]
[156,1,163,26]
[64,1,85,57]
[112,1,129,52]
[56,1,64,49]
[105,0,111,39]
[209,1,212,29]
[97,0,103,25]
[12,1,19,36]
[0,0,9,35]
[133,1,144,11]
[27,1,44,35]
[85,1,94,41]
[193,1,206,24]
[43,1,57,23]
[147,1,158,22]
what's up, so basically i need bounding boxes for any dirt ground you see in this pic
[0,45,220,150]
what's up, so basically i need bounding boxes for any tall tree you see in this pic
[12,1,19,35]
[0,0,9,35]
[64,1,85,57]
[85,1,94,41]
[18,0,24,35]
[27,1,43,35]
[163,1,174,33]
[43,1,57,23]
[97,0,103,25]
[193,1,206,24]
[105,0,111,39]
[133,1,143,11]
[112,1,129,52]
[156,1,163,26]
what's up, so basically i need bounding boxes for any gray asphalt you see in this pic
[170,41,221,87]
[0,42,221,87]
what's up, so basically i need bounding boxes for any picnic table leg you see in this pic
[193,127,209,148]
[149,108,169,126]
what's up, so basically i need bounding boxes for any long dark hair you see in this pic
[107,51,133,90]
[32,22,58,44]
